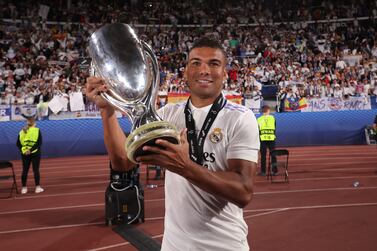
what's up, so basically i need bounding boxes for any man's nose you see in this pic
[199,63,210,75]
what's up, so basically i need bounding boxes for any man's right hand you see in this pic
[86,77,133,171]
[85,77,113,111]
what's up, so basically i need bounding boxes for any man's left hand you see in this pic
[136,129,194,178]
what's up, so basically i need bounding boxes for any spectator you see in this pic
[0,0,377,114]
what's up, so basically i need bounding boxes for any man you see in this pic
[86,37,259,250]
[257,105,277,176]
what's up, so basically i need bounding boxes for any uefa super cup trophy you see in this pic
[88,23,179,163]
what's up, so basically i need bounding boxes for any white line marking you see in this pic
[256,175,377,183]
[2,189,164,201]
[287,152,377,157]
[3,186,376,204]
[288,161,377,166]
[145,216,164,221]
[254,186,377,195]
[87,234,164,251]
[42,180,107,188]
[92,156,366,171]
[322,167,377,171]
[43,174,108,181]
[1,187,375,215]
[286,146,374,151]
[0,203,104,215]
[1,203,376,237]
[11,161,150,171]
[244,208,289,219]
[20,174,376,189]
[11,163,108,171]
[289,167,377,172]
[40,169,108,175]
[291,175,377,182]
[244,208,282,213]
[0,219,164,236]
[3,203,374,235]
[3,190,105,200]
[288,156,377,161]
[244,202,377,214]
[41,179,163,188]
[18,171,148,183]
[87,241,131,251]
[0,222,103,234]
[0,199,164,215]
[27,161,373,176]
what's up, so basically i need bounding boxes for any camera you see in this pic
[105,163,145,226]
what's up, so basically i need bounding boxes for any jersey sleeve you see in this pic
[227,110,260,163]
[157,103,170,120]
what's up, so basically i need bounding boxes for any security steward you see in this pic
[257,105,277,176]
[16,112,44,194]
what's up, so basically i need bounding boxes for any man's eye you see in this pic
[192,61,200,66]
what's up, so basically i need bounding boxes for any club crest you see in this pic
[209,128,223,143]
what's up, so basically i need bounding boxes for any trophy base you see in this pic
[126,121,179,163]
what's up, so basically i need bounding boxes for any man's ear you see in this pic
[183,68,188,85]
[223,68,228,80]
[183,68,187,79]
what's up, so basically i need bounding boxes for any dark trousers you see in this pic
[260,141,276,174]
[21,153,41,186]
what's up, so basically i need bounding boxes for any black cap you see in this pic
[21,107,37,119]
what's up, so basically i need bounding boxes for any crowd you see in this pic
[1,0,377,113]
[1,0,376,25]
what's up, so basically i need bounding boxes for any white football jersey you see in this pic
[158,100,260,251]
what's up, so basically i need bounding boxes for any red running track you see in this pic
[0,145,376,251]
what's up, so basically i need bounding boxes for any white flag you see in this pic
[48,95,66,114]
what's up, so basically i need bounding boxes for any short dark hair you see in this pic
[189,37,226,59]
[262,105,271,112]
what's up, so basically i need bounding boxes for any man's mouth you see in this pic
[197,79,213,84]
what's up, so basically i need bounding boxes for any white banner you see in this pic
[302,97,371,112]
[49,102,124,120]
[48,95,68,114]
[11,104,38,121]
[69,92,85,112]
[48,110,100,120]
[0,105,11,121]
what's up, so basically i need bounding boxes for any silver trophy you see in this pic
[88,23,179,163]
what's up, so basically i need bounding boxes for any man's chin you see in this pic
[195,91,220,100]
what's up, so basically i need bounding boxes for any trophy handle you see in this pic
[141,41,160,117]
[127,41,163,131]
